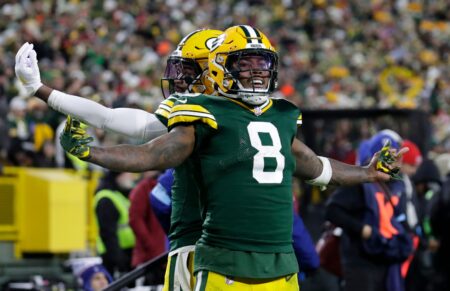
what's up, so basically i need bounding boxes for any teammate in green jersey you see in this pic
[15,29,222,291]
[57,25,406,290]
[153,29,223,291]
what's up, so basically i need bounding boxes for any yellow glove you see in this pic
[59,115,93,159]
[376,140,401,180]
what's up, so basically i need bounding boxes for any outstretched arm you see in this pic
[86,126,195,172]
[16,43,167,142]
[36,85,167,141]
[292,138,401,186]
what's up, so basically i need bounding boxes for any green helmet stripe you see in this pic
[253,28,263,43]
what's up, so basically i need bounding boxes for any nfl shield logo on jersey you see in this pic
[254,106,262,116]
[225,277,234,285]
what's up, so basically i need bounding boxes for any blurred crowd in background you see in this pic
[2,1,450,290]
[2,0,450,168]
[0,0,448,164]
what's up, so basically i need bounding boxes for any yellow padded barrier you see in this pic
[0,167,100,257]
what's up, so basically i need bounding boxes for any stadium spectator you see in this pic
[128,172,167,285]
[326,130,413,291]
[6,96,33,166]
[429,165,450,291]
[408,158,442,291]
[80,265,112,291]
[398,140,423,291]
[94,171,137,277]
[292,210,320,283]
[149,168,173,234]
[70,257,113,291]
[4,0,450,166]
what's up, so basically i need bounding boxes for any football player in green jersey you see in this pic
[15,29,222,291]
[57,25,405,290]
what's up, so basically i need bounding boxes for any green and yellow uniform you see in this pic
[168,94,302,284]
[155,93,203,291]
[156,94,203,251]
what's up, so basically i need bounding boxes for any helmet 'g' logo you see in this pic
[207,34,226,52]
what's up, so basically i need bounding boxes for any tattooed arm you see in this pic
[87,126,195,172]
[291,138,323,180]
[291,138,393,185]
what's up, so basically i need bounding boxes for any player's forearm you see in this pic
[86,127,194,172]
[328,159,373,186]
[292,138,322,180]
[292,138,374,185]
[295,155,373,186]
[87,143,176,172]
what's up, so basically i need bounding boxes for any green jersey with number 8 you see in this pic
[168,94,302,278]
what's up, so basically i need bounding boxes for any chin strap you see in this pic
[218,87,269,105]
[240,94,268,105]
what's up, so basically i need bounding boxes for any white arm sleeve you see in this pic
[48,90,167,142]
[305,156,332,186]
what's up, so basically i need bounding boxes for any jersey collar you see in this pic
[225,97,273,116]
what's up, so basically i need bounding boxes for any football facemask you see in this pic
[160,29,223,98]
[225,50,278,95]
[160,58,203,99]
[208,25,278,105]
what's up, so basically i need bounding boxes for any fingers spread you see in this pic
[63,116,73,133]
[79,137,94,145]
[72,128,86,135]
[395,147,410,158]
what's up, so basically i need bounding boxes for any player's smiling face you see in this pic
[232,55,270,90]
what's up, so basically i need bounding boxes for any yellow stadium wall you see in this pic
[0,167,100,258]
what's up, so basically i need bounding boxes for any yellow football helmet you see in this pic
[208,25,278,105]
[161,29,223,98]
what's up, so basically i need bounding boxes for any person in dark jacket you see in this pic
[430,171,450,291]
[410,159,444,290]
[326,130,413,291]
[94,171,137,276]
[292,210,320,282]
[397,140,425,291]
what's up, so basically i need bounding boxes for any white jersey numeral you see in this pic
[247,122,285,184]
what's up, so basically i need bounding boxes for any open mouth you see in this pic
[251,79,265,89]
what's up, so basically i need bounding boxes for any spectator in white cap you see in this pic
[70,257,113,291]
